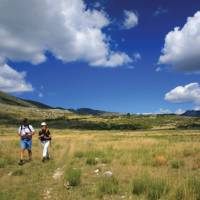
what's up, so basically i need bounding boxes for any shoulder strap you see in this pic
[20,125,23,134]
[27,125,32,132]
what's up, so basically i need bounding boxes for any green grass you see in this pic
[132,174,169,199]
[0,158,7,168]
[171,160,185,169]
[147,178,169,200]
[2,99,200,131]
[1,128,200,199]
[188,177,200,200]
[132,175,148,195]
[65,168,81,187]
[97,176,119,197]
[12,168,25,176]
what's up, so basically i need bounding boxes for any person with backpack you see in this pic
[39,122,52,162]
[18,118,35,165]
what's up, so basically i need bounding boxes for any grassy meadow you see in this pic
[1,128,200,200]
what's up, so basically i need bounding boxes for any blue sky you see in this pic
[1,0,200,113]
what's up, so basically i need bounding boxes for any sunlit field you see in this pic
[1,128,200,200]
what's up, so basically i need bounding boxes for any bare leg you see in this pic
[28,149,32,161]
[19,149,25,165]
[20,149,25,160]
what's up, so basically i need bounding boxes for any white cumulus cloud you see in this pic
[159,11,200,72]
[0,64,33,93]
[165,83,200,109]
[123,10,138,30]
[0,0,132,68]
[0,0,134,92]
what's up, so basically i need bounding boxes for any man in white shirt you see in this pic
[18,118,35,165]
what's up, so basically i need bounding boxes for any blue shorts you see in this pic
[20,139,32,150]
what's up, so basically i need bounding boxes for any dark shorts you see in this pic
[20,139,32,150]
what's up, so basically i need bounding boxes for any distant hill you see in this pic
[0,91,34,107]
[24,99,53,109]
[68,108,108,116]
[0,91,53,109]
[0,91,110,115]
[182,110,200,117]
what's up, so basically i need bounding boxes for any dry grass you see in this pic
[0,128,200,199]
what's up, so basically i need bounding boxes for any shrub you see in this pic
[65,168,81,187]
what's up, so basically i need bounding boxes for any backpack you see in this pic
[20,125,32,140]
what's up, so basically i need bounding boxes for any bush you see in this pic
[97,176,119,197]
[65,168,81,187]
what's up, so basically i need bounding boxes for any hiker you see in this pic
[39,122,52,162]
[18,118,35,165]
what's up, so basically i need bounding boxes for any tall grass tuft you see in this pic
[132,175,148,195]
[188,177,200,200]
[147,178,169,200]
[0,158,7,168]
[175,184,187,200]
[97,176,119,197]
[171,160,185,169]
[65,168,81,187]
[132,174,169,200]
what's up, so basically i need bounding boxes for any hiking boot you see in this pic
[18,160,24,166]
[42,157,46,162]
[46,156,50,161]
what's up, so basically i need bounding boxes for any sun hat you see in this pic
[41,122,47,126]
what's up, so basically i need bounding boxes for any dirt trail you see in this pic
[42,138,76,200]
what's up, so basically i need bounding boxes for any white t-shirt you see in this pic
[18,125,34,136]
